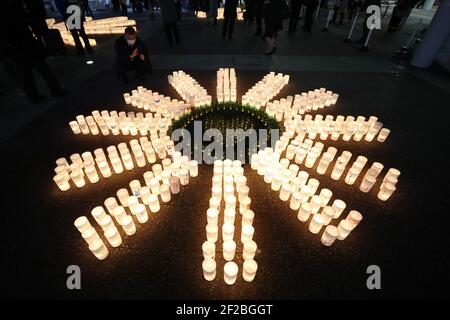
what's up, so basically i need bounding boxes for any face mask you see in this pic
[126,39,136,46]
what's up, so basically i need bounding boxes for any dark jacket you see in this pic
[224,0,238,18]
[264,0,284,32]
[114,35,148,65]
[159,0,178,23]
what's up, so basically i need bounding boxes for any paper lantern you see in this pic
[119,215,136,235]
[289,192,302,210]
[224,208,236,224]
[179,169,189,185]
[377,128,390,142]
[243,240,257,260]
[320,205,334,223]
[147,194,160,213]
[148,177,160,195]
[69,121,81,134]
[85,165,100,183]
[359,175,377,193]
[321,225,339,246]
[337,220,355,240]
[159,184,171,202]
[309,214,324,234]
[104,226,122,247]
[74,216,91,233]
[239,196,251,214]
[70,171,86,188]
[111,206,127,224]
[202,258,216,281]
[241,225,254,242]
[206,223,218,242]
[346,210,363,227]
[207,208,219,225]
[82,227,100,245]
[88,238,109,260]
[224,184,234,199]
[129,180,141,197]
[189,160,198,177]
[91,206,107,222]
[202,240,215,259]
[307,178,320,195]
[133,203,149,223]
[298,202,312,222]
[53,174,70,191]
[238,186,249,202]
[223,240,236,261]
[279,183,292,202]
[377,182,396,201]
[330,199,346,219]
[209,197,220,211]
[169,176,180,194]
[222,223,235,241]
[241,210,254,226]
[225,194,236,209]
[98,215,115,233]
[224,261,239,285]
[116,188,130,207]
[243,259,258,282]
[104,197,118,215]
[319,188,333,207]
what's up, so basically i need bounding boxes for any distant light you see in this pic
[86,60,94,65]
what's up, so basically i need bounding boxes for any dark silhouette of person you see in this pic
[263,0,283,54]
[223,0,238,39]
[0,0,67,103]
[160,0,181,45]
[114,27,151,83]
[254,0,265,35]
[288,0,303,33]
[303,0,318,32]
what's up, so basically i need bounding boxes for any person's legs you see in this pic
[228,18,235,39]
[255,15,262,35]
[222,18,229,38]
[70,29,85,54]
[164,23,174,45]
[32,57,66,96]
[121,3,128,16]
[18,62,43,102]
[78,28,93,53]
[172,23,180,44]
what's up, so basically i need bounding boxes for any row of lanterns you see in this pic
[74,152,198,260]
[251,148,362,246]
[241,72,290,109]
[203,160,258,284]
[168,71,212,107]
[216,68,237,103]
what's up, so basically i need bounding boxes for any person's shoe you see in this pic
[265,47,276,55]
[52,89,68,98]
[29,94,46,104]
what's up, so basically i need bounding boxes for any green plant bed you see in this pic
[170,102,282,162]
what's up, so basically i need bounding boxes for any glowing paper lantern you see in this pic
[223,240,236,261]
[104,226,123,247]
[309,215,324,234]
[224,261,239,285]
[206,223,218,242]
[202,241,215,260]
[321,225,339,246]
[74,216,91,233]
[203,258,216,281]
[243,259,258,282]
[89,238,109,260]
[119,215,136,235]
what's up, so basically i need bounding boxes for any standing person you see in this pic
[81,0,94,17]
[358,0,380,44]
[160,0,181,45]
[120,0,128,15]
[111,0,120,12]
[253,0,264,35]
[263,0,283,54]
[67,0,93,55]
[208,0,219,25]
[114,27,151,83]
[288,0,302,33]
[0,0,67,103]
[303,0,318,32]
[223,0,238,39]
